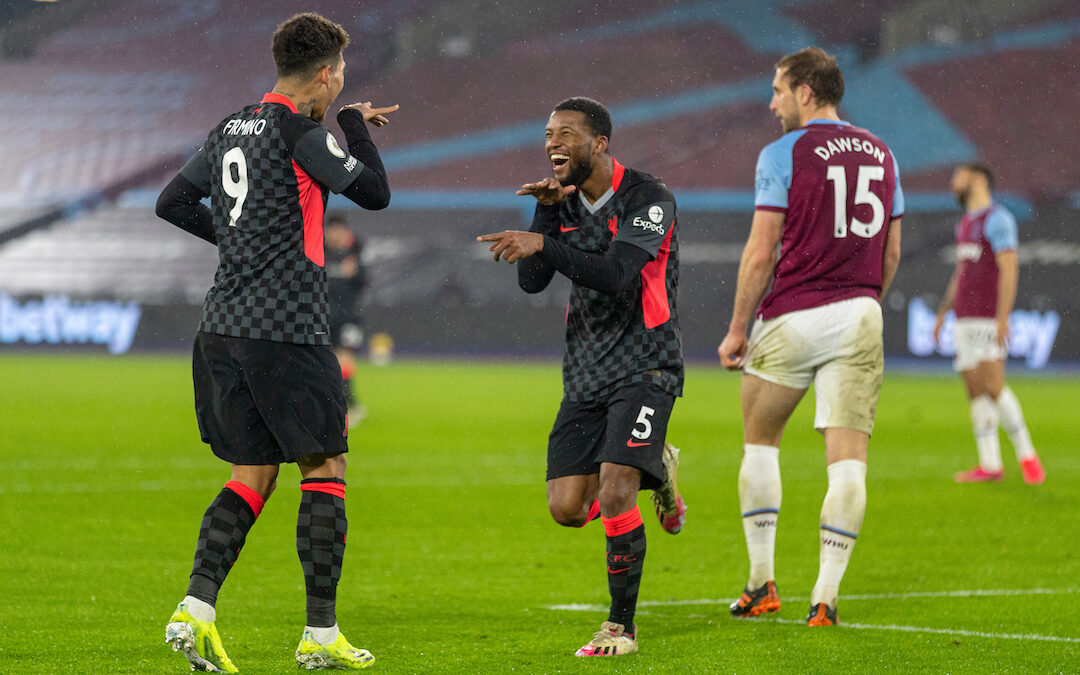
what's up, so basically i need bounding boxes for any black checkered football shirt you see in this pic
[537,160,683,401]
[178,93,372,345]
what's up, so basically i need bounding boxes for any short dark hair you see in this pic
[776,47,844,106]
[960,161,995,190]
[553,97,612,141]
[272,13,349,80]
[326,212,348,226]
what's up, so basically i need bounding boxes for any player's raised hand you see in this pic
[516,177,576,206]
[718,331,748,370]
[476,230,544,263]
[340,101,399,127]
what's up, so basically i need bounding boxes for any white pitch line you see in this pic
[841,588,1079,601]
[547,587,1080,612]
[769,617,1080,644]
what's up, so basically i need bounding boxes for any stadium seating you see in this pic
[0,0,1077,361]
[4,0,1077,204]
[903,31,1080,197]
[0,207,217,303]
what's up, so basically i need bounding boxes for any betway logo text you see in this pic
[0,294,141,354]
[907,297,1059,368]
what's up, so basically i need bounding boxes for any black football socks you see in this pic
[187,480,265,606]
[297,478,348,627]
[602,506,647,632]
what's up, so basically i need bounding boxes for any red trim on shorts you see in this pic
[292,160,325,266]
[224,480,265,517]
[301,481,347,499]
[602,506,644,537]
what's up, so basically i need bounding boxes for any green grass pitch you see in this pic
[1,354,1077,673]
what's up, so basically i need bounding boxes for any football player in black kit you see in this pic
[478,97,686,658]
[155,12,395,672]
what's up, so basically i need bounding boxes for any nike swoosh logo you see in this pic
[626,439,650,447]
[559,224,579,232]
[607,567,630,574]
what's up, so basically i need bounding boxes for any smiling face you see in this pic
[545,110,604,187]
[769,67,802,134]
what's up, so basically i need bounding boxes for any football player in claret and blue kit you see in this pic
[933,162,1045,485]
[718,47,903,627]
[478,96,686,658]
[155,12,396,672]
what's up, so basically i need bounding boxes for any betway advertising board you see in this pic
[0,207,1075,366]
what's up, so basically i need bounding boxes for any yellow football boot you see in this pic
[296,629,375,670]
[164,601,239,673]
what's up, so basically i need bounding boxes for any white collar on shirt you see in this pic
[579,186,615,214]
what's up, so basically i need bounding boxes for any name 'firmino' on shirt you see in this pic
[179,93,370,345]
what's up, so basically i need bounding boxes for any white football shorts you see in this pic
[953,317,1007,372]
[744,296,884,435]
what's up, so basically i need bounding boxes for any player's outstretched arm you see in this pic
[508,200,565,292]
[517,254,556,293]
[339,101,399,128]
[476,229,555,293]
[156,173,215,245]
[477,230,545,263]
[516,177,576,206]
[475,232,650,295]
[718,209,784,369]
[534,238,650,294]
[335,103,399,210]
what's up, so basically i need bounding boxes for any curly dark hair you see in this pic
[553,97,613,141]
[272,13,350,79]
[775,47,844,106]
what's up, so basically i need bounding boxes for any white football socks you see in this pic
[306,623,340,645]
[970,394,1003,472]
[183,595,216,623]
[810,459,866,609]
[995,387,1037,462]
[738,444,781,589]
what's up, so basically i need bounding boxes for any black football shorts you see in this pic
[192,331,349,465]
[546,381,675,490]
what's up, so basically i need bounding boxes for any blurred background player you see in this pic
[933,163,1045,485]
[325,213,369,425]
[155,12,396,671]
[718,47,903,627]
[477,97,686,657]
